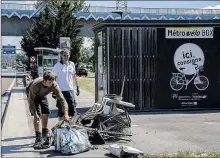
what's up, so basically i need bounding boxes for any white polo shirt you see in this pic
[53,61,76,91]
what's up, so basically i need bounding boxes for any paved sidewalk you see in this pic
[1,78,15,95]
[2,87,39,157]
[76,88,95,107]
[1,87,112,157]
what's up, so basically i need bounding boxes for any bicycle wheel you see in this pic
[194,76,209,90]
[170,76,184,91]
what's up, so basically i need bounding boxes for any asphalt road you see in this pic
[2,87,220,157]
[1,67,24,95]
[129,110,220,154]
[41,95,220,156]
[1,78,14,95]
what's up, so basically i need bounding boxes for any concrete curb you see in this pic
[129,107,220,114]
[1,76,24,78]
[1,78,16,128]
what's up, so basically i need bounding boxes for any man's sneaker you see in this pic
[42,132,51,148]
[51,139,55,146]
[33,137,43,149]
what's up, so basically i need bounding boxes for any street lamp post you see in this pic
[112,9,123,23]
[111,9,124,98]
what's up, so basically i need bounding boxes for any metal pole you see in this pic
[120,76,126,98]
[42,49,44,75]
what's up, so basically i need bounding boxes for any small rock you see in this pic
[146,132,148,134]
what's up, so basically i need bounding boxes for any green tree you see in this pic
[53,0,84,65]
[21,0,84,68]
[88,37,95,71]
[21,6,57,59]
[79,47,93,64]
[15,52,29,67]
[35,0,62,10]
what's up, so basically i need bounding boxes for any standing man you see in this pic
[53,49,80,121]
[26,71,69,149]
[30,62,39,80]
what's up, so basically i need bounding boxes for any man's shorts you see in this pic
[29,96,50,116]
[56,90,76,117]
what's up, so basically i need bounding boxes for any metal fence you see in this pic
[2,3,220,15]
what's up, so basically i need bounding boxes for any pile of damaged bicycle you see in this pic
[50,94,144,158]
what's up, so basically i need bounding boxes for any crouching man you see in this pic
[26,71,69,149]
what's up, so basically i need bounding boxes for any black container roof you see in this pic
[93,19,220,32]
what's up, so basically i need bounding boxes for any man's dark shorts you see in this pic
[30,96,50,116]
[56,90,76,117]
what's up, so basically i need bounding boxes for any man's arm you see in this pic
[72,63,80,96]
[52,77,57,99]
[52,83,68,114]
[73,74,79,87]
[52,64,58,98]
[73,74,80,96]
[53,64,59,81]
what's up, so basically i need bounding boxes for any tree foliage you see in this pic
[88,37,95,71]
[80,47,93,64]
[16,52,29,67]
[21,0,84,68]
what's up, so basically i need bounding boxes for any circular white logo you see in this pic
[174,43,204,75]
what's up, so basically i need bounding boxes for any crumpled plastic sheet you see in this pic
[108,144,144,158]
[54,127,92,155]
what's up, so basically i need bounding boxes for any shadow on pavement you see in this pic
[11,88,25,94]
[2,143,38,155]
[76,107,90,114]
[1,92,10,97]
[40,149,97,157]
[49,109,58,119]
[50,105,220,117]
[40,149,117,157]
[2,136,35,142]
[49,107,90,119]
[40,149,63,157]
[1,76,16,78]
[104,153,118,158]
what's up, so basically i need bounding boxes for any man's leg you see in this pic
[57,90,76,120]
[40,97,51,148]
[33,116,41,132]
[41,114,49,128]
[67,90,76,118]
[32,102,43,149]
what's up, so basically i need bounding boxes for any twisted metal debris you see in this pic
[70,76,135,144]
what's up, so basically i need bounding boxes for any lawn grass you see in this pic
[77,76,95,96]
[87,71,95,77]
